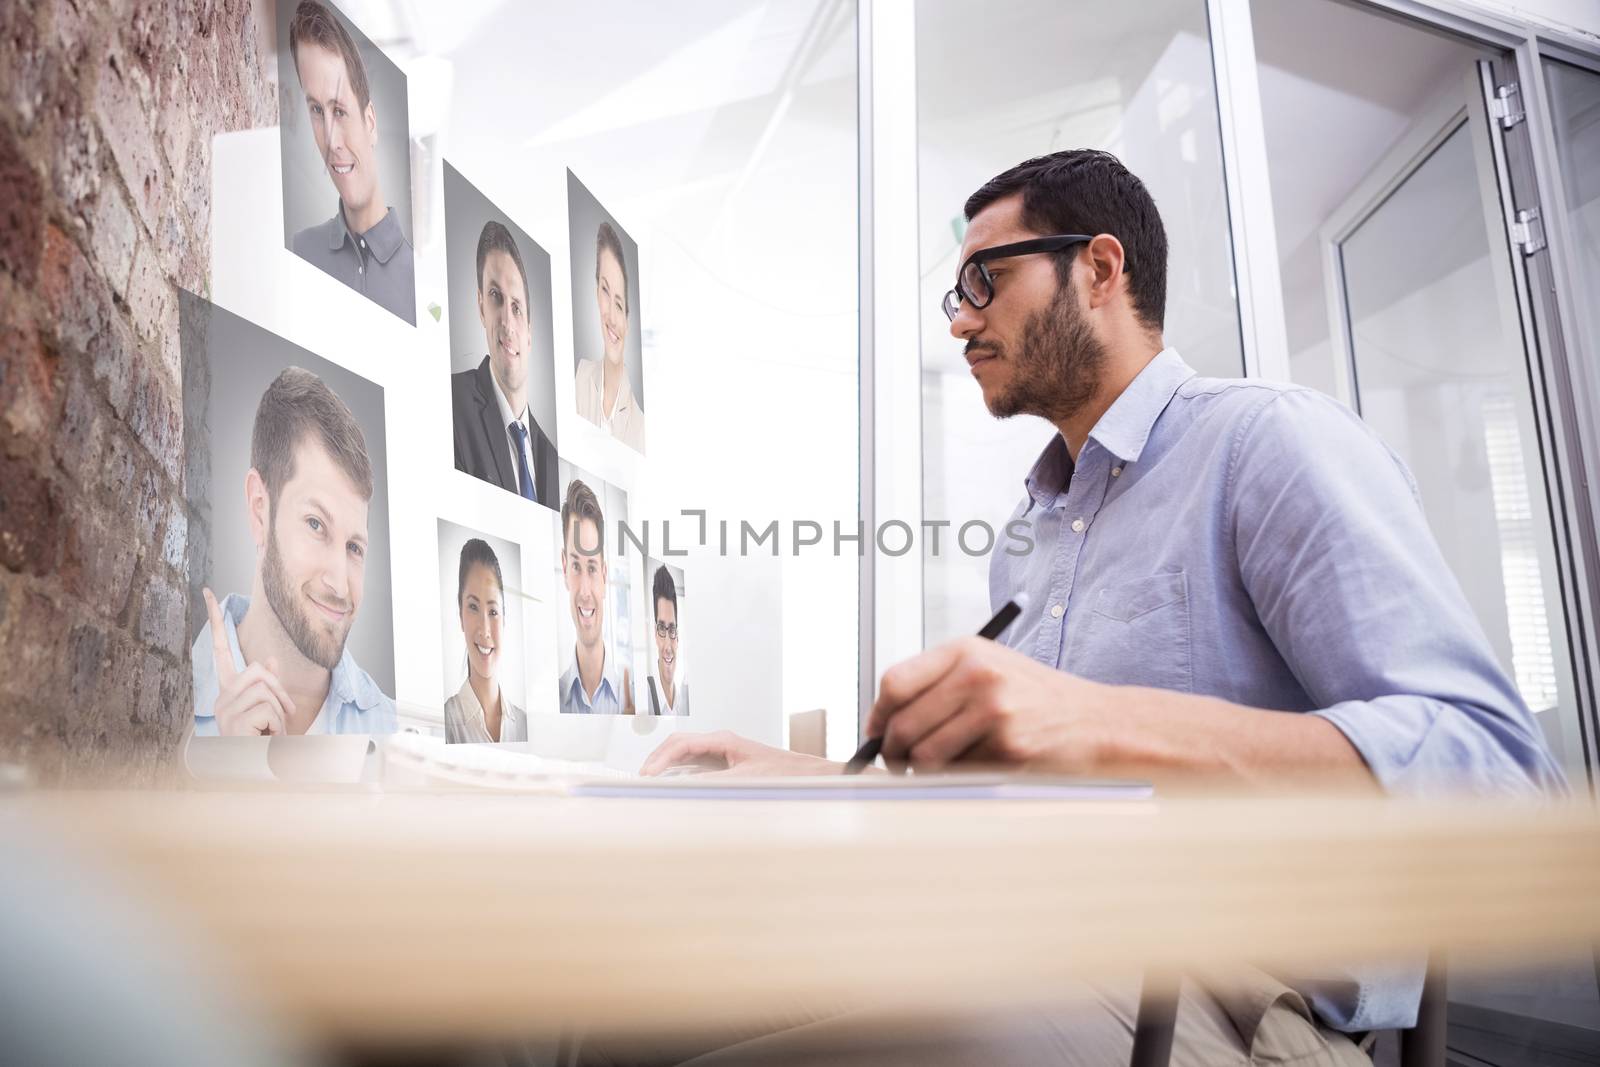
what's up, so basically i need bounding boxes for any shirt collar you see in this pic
[655,673,682,714]
[331,643,385,712]
[1087,347,1195,463]
[328,202,406,264]
[566,644,623,708]
[1021,348,1195,508]
[593,359,635,421]
[487,362,528,432]
[454,677,489,730]
[1023,437,1074,509]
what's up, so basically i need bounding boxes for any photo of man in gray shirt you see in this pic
[285,0,415,325]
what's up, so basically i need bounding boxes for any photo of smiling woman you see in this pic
[442,536,527,743]
[568,171,645,454]
[436,521,525,742]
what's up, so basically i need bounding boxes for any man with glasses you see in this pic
[634,149,1561,1064]
[646,564,689,716]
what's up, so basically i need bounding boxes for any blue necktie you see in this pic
[509,421,536,503]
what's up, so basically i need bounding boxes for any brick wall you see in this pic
[0,1,275,783]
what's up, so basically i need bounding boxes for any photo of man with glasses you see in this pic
[645,560,688,716]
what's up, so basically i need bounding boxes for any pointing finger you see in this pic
[204,588,236,686]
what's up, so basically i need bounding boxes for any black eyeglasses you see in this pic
[655,621,679,640]
[941,234,1126,322]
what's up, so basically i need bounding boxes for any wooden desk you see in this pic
[17,790,1600,1047]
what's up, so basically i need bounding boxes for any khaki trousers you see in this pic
[578,969,1371,1067]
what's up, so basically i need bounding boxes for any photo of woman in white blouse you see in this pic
[574,219,646,453]
[444,538,527,743]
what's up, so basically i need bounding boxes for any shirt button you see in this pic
[1071,518,1085,533]
[1112,466,1122,477]
[1050,603,1064,619]
[357,265,364,274]
[360,238,366,248]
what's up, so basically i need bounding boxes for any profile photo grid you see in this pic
[185,0,677,745]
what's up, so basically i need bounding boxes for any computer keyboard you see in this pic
[381,732,634,793]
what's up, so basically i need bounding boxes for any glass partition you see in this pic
[1544,57,1600,439]
[1542,57,1600,783]
[915,0,1244,645]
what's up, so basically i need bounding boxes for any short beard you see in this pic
[981,279,1106,423]
[262,527,350,671]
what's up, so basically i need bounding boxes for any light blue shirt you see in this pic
[559,646,628,714]
[989,349,1565,1032]
[191,593,397,735]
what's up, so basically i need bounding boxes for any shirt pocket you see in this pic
[1071,571,1192,693]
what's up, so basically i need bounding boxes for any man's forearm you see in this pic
[1094,685,1376,784]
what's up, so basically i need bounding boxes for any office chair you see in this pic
[1398,963,1447,1067]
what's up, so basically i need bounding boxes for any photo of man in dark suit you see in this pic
[451,220,558,506]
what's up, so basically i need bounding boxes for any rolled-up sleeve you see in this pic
[1226,388,1565,797]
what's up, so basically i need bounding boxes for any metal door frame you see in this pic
[1317,85,1471,413]
[1474,46,1600,786]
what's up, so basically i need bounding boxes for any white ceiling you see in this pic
[351,0,863,363]
[345,0,1561,372]
[377,0,856,197]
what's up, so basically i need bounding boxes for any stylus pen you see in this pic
[843,595,1028,775]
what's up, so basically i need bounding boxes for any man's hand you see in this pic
[867,636,1117,773]
[204,587,292,737]
[640,730,840,777]
[868,637,1376,782]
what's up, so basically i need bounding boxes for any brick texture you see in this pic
[0,1,275,784]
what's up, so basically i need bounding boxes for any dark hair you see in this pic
[251,366,374,508]
[652,564,677,622]
[288,0,372,113]
[475,220,530,311]
[561,478,604,559]
[595,221,628,312]
[457,538,503,608]
[964,149,1168,331]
